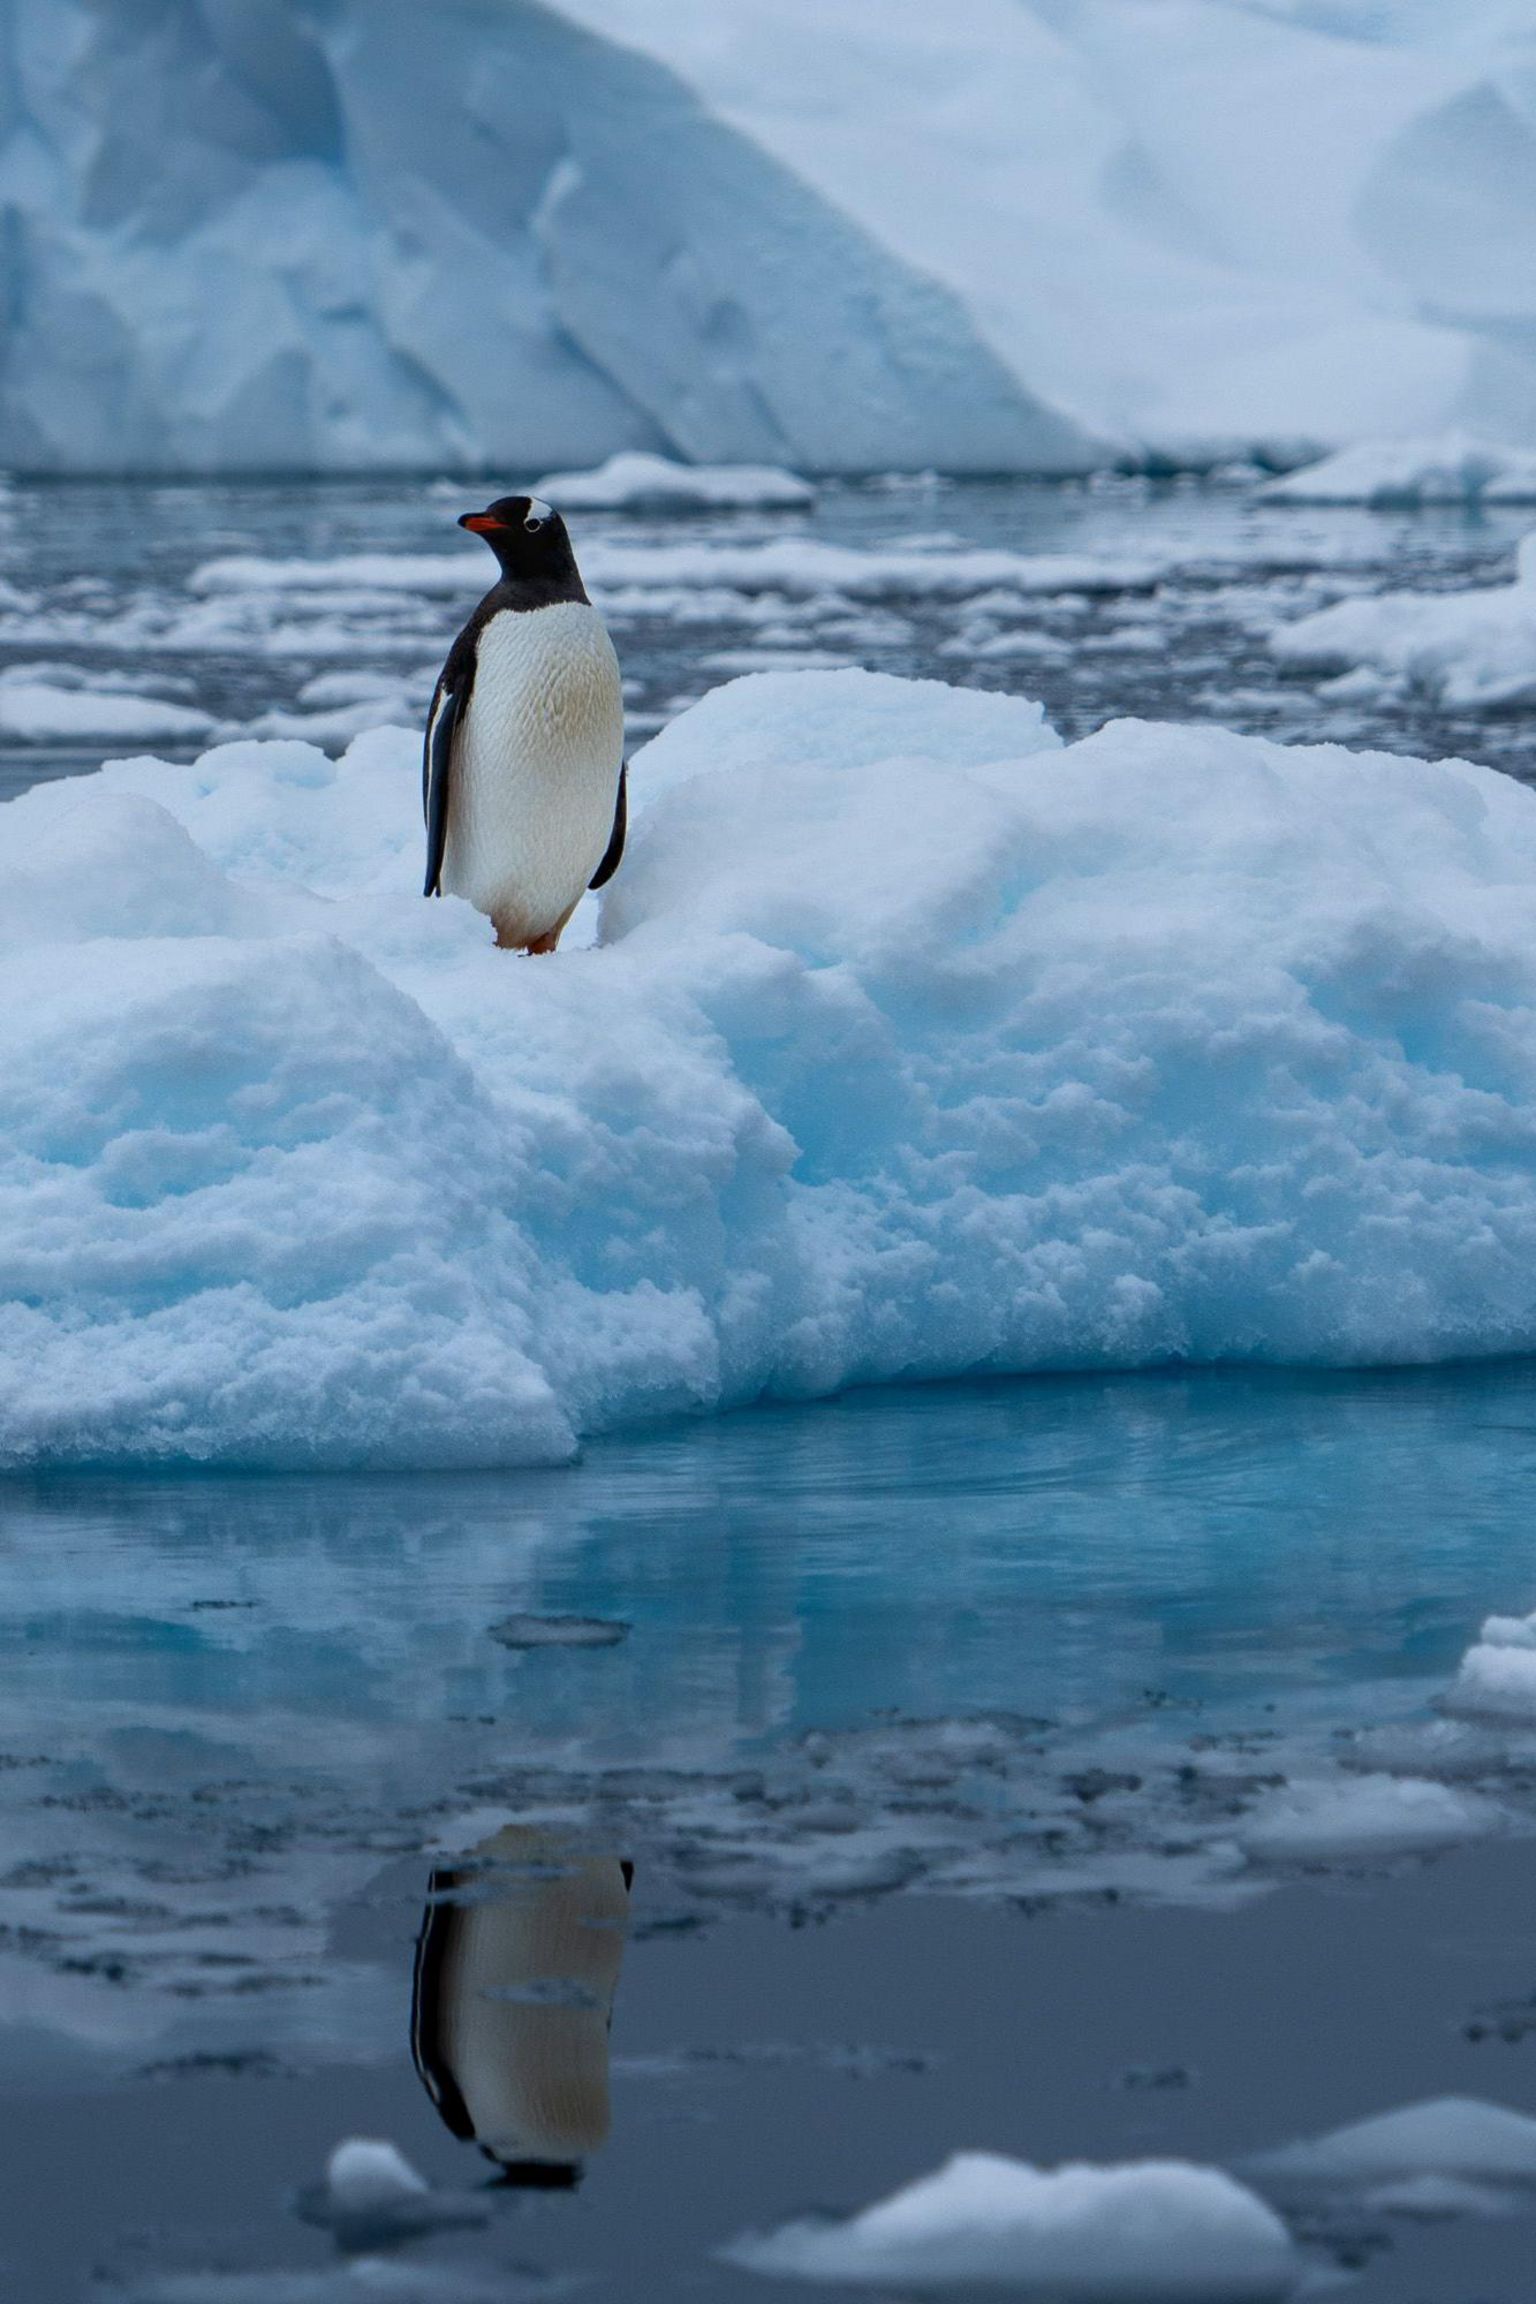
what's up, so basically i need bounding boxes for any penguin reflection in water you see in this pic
[423,497,627,952]
[412,1825,633,2184]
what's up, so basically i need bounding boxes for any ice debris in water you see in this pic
[723,2150,1298,2299]
[1259,433,1536,507]
[297,2138,485,2250]
[532,453,815,511]
[1236,1775,1502,1864]
[1448,1609,1536,1719]
[106,2263,552,2302]
[1246,2096,1536,2221]
[1271,533,1536,708]
[22,663,1536,1470]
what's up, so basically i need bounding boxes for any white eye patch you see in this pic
[524,496,553,531]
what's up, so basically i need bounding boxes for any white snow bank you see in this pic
[1272,536,1536,707]
[1448,1609,1536,1718]
[0,684,216,743]
[1237,1775,1499,1863]
[1261,434,1536,506]
[17,666,1536,1468]
[533,453,815,511]
[1249,2097,1536,2195]
[724,2150,1297,2298]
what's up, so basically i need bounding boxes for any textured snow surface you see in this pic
[1272,533,1536,705]
[1237,1775,1500,1863]
[8,1,1536,467]
[533,454,815,510]
[1262,434,1536,505]
[16,665,1536,1468]
[724,2150,1298,2298]
[1450,1610,1536,1718]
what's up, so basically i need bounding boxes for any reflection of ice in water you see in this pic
[413,1827,632,2184]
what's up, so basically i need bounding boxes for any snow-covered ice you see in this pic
[1448,1611,1536,1719]
[15,665,1536,1467]
[1261,434,1536,507]
[1248,2096,1536,2198]
[1236,1775,1500,1863]
[0,683,216,744]
[1272,535,1536,706]
[532,454,815,511]
[10,1,1536,468]
[724,2150,1298,2298]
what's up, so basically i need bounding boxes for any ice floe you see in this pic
[1448,1611,1536,1719]
[1261,434,1536,507]
[724,2149,1298,2298]
[1236,1775,1500,1864]
[1247,2095,1536,2208]
[15,665,1536,1468]
[533,453,815,512]
[1272,534,1536,706]
[296,2138,485,2252]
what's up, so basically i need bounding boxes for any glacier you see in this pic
[4,0,1536,469]
[11,666,1536,1469]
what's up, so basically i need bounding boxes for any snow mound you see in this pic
[1448,1609,1536,1718]
[16,667,1536,1468]
[533,453,815,511]
[1272,536,1536,707]
[1249,2096,1536,2194]
[723,2150,1297,2298]
[1237,1775,1500,1863]
[1260,434,1536,506]
[0,685,216,744]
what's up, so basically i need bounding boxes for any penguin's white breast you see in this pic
[444,602,623,934]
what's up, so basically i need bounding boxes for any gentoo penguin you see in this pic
[423,496,626,952]
[411,1825,633,2185]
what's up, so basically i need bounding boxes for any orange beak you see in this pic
[459,512,506,535]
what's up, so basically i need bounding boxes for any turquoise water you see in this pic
[5,1368,1536,2295]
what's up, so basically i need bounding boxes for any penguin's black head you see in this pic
[459,495,581,593]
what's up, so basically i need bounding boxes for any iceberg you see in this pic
[0,0,1087,476]
[1272,535,1536,707]
[533,453,816,511]
[1260,433,1536,506]
[12,666,1536,1470]
[722,2150,1298,2299]
[4,0,1536,468]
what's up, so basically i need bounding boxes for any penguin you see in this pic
[411,1825,633,2185]
[423,495,627,953]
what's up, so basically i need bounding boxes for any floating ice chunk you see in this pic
[1248,2097,1536,2195]
[723,2149,1297,2298]
[1448,1610,1536,1718]
[534,453,814,511]
[298,2136,486,2250]
[1260,433,1536,506]
[1237,1775,1500,1863]
[21,667,1536,1470]
[0,683,215,743]
[1272,539,1536,707]
[108,2260,548,2301]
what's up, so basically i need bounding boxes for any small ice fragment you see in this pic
[489,1615,631,1649]
[1448,1612,1536,1717]
[1237,1775,1498,1863]
[296,2135,485,2251]
[722,2149,1298,2297]
[324,2140,429,2211]
[533,453,815,512]
[1248,2096,1536,2192]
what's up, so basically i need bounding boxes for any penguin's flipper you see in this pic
[589,762,628,890]
[423,682,460,898]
